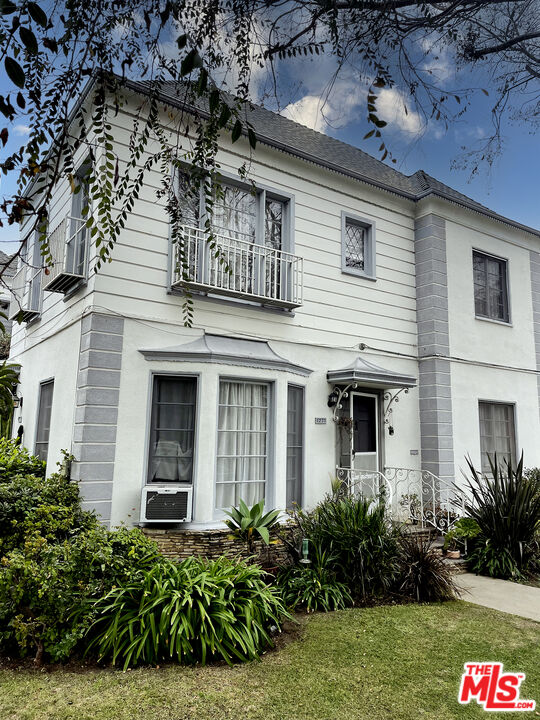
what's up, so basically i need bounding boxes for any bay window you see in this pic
[216,380,270,509]
[148,375,197,483]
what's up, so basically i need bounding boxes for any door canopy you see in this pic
[326,355,416,389]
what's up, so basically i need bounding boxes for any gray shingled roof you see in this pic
[126,79,540,238]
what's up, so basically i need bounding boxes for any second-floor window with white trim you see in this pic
[341,212,376,279]
[173,170,302,308]
[216,380,269,510]
[473,250,509,323]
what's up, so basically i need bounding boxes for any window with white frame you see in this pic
[147,375,197,483]
[341,212,376,278]
[478,401,516,473]
[175,171,293,302]
[473,250,509,322]
[216,380,269,509]
[35,380,54,462]
[286,385,304,508]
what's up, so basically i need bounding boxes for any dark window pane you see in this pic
[148,376,197,482]
[345,221,365,270]
[35,380,54,462]
[352,395,377,453]
[473,251,508,322]
[286,385,303,508]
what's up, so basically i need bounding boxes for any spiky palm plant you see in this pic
[463,454,540,579]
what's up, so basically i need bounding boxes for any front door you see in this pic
[351,392,379,472]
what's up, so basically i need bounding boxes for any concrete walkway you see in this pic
[454,573,540,622]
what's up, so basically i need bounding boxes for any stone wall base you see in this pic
[142,526,291,564]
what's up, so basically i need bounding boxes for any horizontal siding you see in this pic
[14,101,420,357]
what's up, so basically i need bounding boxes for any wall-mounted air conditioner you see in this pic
[140,485,193,523]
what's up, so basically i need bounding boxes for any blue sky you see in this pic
[1,41,539,253]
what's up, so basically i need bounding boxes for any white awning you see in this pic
[327,355,416,389]
[140,333,312,376]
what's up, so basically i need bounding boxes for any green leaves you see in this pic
[19,26,38,54]
[87,556,289,668]
[27,2,47,28]
[5,57,25,88]
[231,119,243,143]
[224,499,281,551]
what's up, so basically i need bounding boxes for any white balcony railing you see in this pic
[9,264,41,322]
[171,225,303,309]
[43,216,87,293]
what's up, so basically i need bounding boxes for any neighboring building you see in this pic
[8,79,540,531]
[0,249,16,352]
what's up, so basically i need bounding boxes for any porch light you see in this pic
[12,395,21,408]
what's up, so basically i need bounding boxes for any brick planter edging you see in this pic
[142,525,292,564]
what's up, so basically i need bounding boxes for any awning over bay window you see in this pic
[139,333,312,377]
[327,355,416,389]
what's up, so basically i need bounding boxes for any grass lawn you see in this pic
[1,601,538,720]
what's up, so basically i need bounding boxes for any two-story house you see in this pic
[8,78,540,534]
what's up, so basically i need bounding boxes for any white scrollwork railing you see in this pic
[171,224,303,308]
[335,467,393,507]
[384,467,466,533]
[335,466,466,533]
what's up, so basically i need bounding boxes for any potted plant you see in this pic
[443,517,481,558]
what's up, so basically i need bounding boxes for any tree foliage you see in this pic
[0,0,538,323]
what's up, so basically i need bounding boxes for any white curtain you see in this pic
[212,185,256,293]
[216,381,268,509]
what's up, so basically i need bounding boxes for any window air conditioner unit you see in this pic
[140,485,192,523]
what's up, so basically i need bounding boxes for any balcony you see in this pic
[43,216,87,294]
[171,225,303,309]
[9,264,41,322]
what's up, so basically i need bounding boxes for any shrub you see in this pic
[464,454,540,579]
[396,534,459,603]
[0,469,95,554]
[0,525,160,663]
[0,438,45,481]
[277,544,352,612]
[284,495,400,602]
[87,556,289,669]
[0,443,161,663]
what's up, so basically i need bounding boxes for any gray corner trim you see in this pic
[340,211,376,279]
[529,250,540,421]
[72,312,124,522]
[414,216,454,481]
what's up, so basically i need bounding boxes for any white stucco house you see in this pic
[8,79,540,533]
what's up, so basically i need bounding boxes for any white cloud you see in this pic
[13,124,30,136]
[419,36,455,82]
[281,77,367,133]
[376,88,424,135]
[281,76,424,139]
[281,94,328,132]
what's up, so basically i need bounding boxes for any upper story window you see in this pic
[9,230,42,323]
[43,160,91,295]
[473,250,509,323]
[341,212,376,279]
[172,170,303,309]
